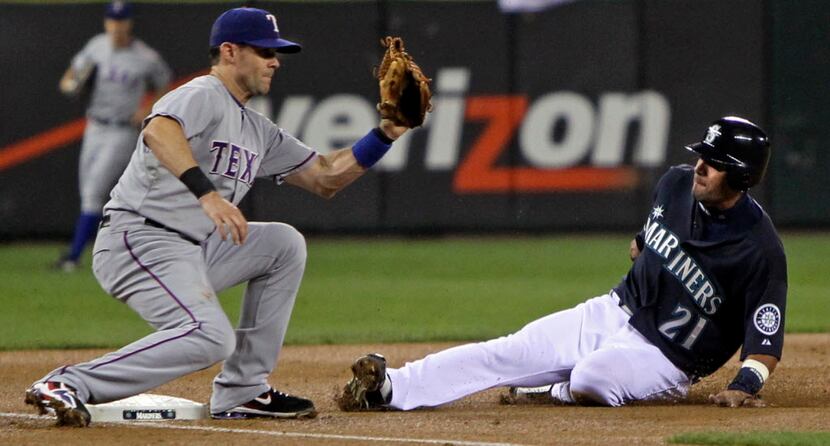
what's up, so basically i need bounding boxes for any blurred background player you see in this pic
[338,116,787,411]
[56,0,171,271]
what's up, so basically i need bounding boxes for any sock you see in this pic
[379,373,393,403]
[67,212,102,261]
[550,381,575,403]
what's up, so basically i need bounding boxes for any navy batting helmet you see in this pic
[685,116,771,191]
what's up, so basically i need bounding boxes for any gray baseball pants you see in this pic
[79,121,137,214]
[40,210,307,413]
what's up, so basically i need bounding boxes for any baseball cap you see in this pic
[105,1,133,20]
[209,7,301,53]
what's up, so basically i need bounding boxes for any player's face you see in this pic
[104,18,132,48]
[692,158,741,209]
[236,45,280,97]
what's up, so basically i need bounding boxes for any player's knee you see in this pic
[198,319,236,364]
[569,364,624,407]
[269,223,307,266]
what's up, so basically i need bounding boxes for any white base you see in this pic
[86,394,209,422]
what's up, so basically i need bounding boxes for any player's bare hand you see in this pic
[379,119,408,140]
[199,191,248,245]
[629,238,641,261]
[709,390,766,408]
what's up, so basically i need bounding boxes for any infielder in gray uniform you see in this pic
[26,7,409,426]
[56,1,171,272]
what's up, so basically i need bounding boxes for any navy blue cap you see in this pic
[209,8,301,53]
[105,1,133,20]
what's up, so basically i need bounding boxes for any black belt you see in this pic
[90,116,133,127]
[100,214,200,245]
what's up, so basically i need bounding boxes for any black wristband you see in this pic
[727,367,764,395]
[371,127,395,144]
[179,166,217,198]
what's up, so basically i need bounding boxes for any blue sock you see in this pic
[67,212,102,261]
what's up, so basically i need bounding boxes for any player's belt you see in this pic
[89,116,132,127]
[100,214,200,245]
[610,290,633,316]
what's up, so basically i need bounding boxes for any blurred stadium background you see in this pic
[0,0,828,349]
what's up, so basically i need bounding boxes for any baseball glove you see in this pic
[375,36,432,128]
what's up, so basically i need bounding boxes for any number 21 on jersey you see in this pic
[658,304,709,350]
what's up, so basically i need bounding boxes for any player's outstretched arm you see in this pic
[285,120,407,198]
[143,116,248,244]
[709,354,778,408]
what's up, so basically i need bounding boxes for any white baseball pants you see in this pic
[387,293,690,409]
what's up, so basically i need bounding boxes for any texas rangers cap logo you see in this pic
[753,304,781,335]
[703,124,721,147]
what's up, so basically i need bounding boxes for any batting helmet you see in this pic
[685,116,771,191]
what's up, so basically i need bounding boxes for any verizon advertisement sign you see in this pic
[259,68,670,193]
[0,1,766,236]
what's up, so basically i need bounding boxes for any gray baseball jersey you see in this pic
[74,33,171,122]
[105,75,317,241]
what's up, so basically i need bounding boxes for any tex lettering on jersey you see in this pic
[642,208,723,316]
[209,141,259,185]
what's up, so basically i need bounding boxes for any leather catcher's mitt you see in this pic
[375,36,432,128]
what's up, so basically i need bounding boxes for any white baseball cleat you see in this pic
[24,381,91,427]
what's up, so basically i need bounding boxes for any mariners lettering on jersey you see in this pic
[643,213,723,315]
[209,141,259,185]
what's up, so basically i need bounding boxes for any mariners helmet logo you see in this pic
[703,124,721,147]
[753,304,781,335]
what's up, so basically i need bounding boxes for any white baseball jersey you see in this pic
[73,34,171,123]
[105,75,318,241]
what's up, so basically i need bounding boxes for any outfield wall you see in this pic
[0,0,827,237]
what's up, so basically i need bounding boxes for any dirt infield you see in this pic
[2,335,829,445]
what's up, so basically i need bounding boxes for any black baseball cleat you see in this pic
[24,381,91,427]
[336,353,390,411]
[211,388,317,419]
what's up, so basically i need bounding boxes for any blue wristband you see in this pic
[352,128,394,168]
[727,367,764,395]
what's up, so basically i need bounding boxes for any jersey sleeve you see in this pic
[636,166,686,249]
[144,86,220,139]
[740,248,788,360]
[258,127,317,184]
[148,53,173,92]
[70,36,100,73]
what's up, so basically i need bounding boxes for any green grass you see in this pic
[1,233,828,350]
[669,431,830,446]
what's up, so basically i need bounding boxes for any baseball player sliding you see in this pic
[26,7,430,427]
[56,1,171,272]
[338,117,787,411]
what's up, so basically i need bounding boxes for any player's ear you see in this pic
[219,42,238,63]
